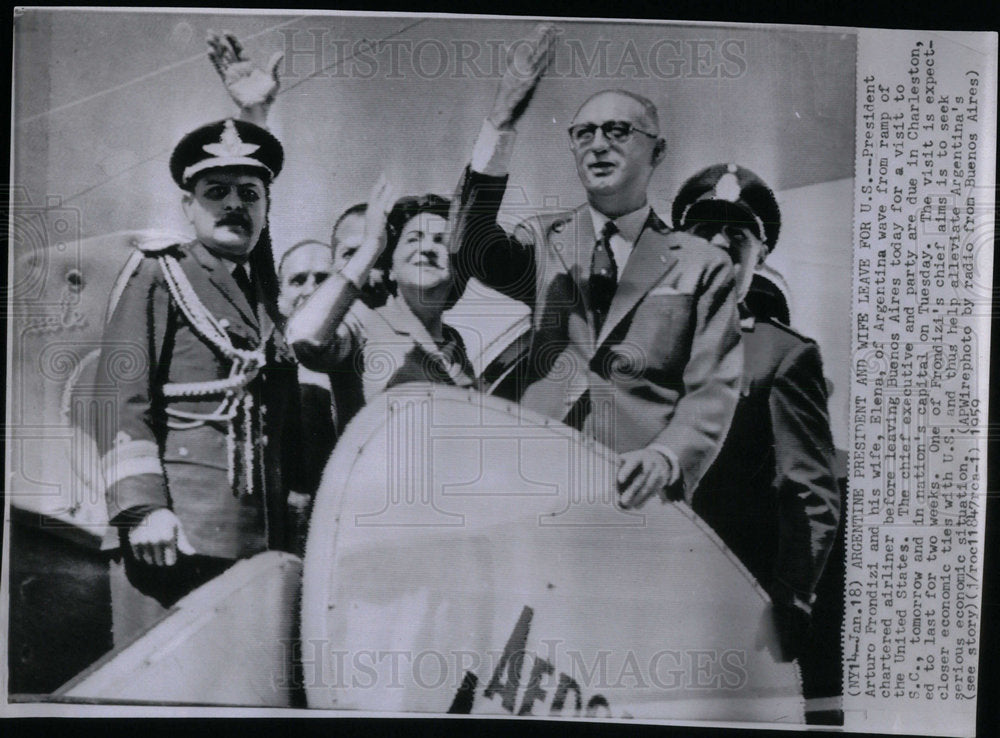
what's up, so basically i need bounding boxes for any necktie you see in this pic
[233,263,257,313]
[589,220,619,330]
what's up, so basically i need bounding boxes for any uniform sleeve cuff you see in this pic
[102,439,164,489]
[471,119,517,176]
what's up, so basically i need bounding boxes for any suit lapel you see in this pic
[595,214,679,348]
[379,297,451,375]
[574,207,597,324]
[560,204,595,281]
[188,241,260,333]
[545,206,598,355]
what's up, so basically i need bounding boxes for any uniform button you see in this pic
[219,318,230,328]
[261,436,269,447]
[178,446,189,457]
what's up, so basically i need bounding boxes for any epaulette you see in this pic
[761,316,817,344]
[105,233,185,323]
[131,231,187,255]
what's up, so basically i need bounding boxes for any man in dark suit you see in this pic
[96,118,298,644]
[672,164,841,675]
[452,26,743,507]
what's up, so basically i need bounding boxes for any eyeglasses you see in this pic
[567,120,658,148]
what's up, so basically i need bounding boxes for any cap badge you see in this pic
[203,119,259,158]
[714,171,741,203]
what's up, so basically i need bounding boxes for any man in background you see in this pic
[277,240,338,551]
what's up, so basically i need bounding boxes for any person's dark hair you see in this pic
[383,194,451,257]
[378,193,458,308]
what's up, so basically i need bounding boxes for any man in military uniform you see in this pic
[97,118,298,645]
[672,164,841,672]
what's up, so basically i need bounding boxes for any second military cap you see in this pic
[169,118,284,188]
[672,163,781,250]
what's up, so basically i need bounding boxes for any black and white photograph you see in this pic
[2,8,995,734]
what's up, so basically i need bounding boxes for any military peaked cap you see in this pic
[169,118,284,188]
[672,163,781,250]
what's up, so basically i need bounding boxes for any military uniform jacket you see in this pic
[451,168,743,500]
[693,315,841,602]
[96,239,297,559]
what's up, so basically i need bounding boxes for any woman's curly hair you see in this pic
[376,193,461,310]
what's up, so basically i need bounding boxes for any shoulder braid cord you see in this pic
[157,253,266,497]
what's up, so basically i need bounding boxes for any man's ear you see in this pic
[181,191,195,223]
[651,138,667,166]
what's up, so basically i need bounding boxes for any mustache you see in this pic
[217,213,251,229]
[411,255,443,267]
